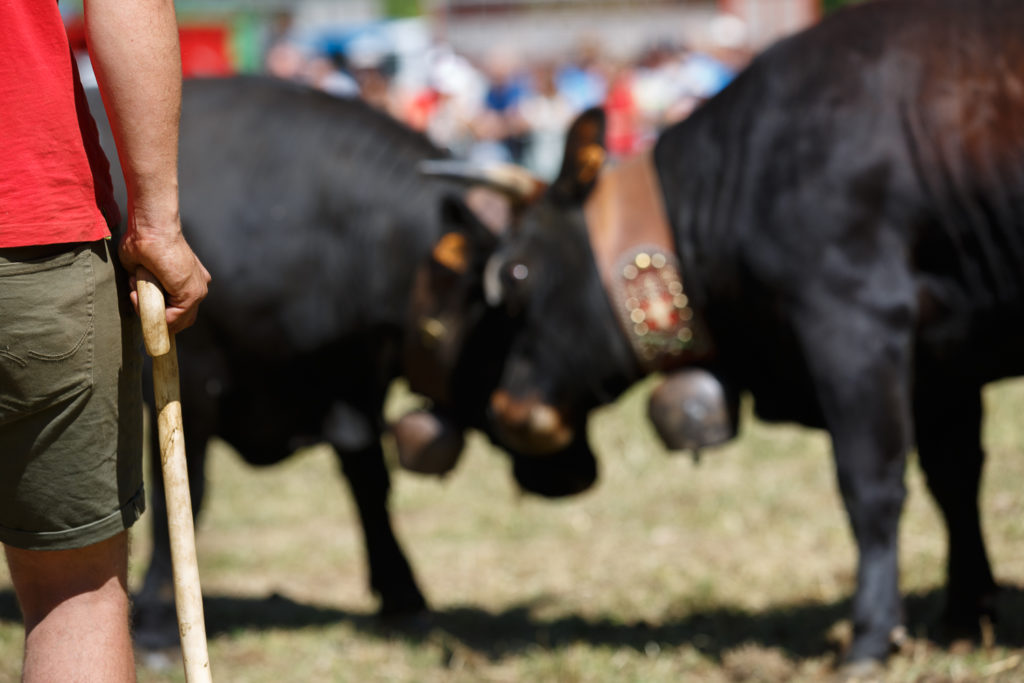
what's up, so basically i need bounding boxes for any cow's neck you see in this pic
[583,149,713,374]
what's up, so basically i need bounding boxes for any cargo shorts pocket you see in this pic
[0,247,95,423]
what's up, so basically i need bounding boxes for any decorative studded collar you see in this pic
[583,149,711,373]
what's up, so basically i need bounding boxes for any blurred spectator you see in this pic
[408,44,487,158]
[352,62,393,111]
[257,16,751,166]
[557,38,608,111]
[519,61,577,179]
[634,40,737,134]
[604,62,640,158]
[61,3,757,185]
[343,32,400,110]
[708,13,753,71]
[343,45,402,114]
[302,54,360,97]
[265,39,307,81]
[472,49,530,163]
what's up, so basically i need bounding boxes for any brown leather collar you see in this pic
[583,149,710,373]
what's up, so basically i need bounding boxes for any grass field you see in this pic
[0,377,1022,682]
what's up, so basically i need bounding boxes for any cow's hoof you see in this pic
[375,596,433,635]
[832,623,905,679]
[834,658,885,682]
[377,590,428,619]
[376,605,434,633]
[938,612,997,651]
[939,588,999,643]
[132,602,181,652]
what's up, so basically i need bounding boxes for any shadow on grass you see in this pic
[1,586,1021,663]
[418,586,1024,662]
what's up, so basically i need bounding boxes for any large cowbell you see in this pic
[647,368,738,456]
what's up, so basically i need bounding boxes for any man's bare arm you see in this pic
[83,0,209,333]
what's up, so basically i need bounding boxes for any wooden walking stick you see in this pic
[137,269,212,683]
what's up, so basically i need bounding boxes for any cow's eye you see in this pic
[483,252,530,308]
[499,260,531,316]
[503,261,529,297]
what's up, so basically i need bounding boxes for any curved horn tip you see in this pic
[419,159,543,200]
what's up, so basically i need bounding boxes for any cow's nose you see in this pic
[489,390,574,455]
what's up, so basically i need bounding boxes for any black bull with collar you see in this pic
[424,0,1024,666]
[87,76,596,649]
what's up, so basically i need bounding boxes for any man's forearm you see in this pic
[83,0,182,227]
[83,0,210,334]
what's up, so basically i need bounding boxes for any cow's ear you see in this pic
[551,107,606,202]
[432,194,500,273]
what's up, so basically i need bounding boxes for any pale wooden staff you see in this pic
[137,269,212,683]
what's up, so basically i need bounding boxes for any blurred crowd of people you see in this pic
[265,24,752,179]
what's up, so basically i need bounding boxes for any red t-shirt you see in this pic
[0,1,119,247]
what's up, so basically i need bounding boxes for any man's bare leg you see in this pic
[5,532,135,682]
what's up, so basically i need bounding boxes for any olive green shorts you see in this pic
[0,239,145,551]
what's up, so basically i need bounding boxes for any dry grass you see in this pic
[0,377,1022,682]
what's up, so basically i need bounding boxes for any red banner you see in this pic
[179,25,234,77]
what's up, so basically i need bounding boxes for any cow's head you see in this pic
[432,109,643,456]
[403,184,513,418]
[396,165,599,496]
[431,108,737,458]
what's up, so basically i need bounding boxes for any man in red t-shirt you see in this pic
[0,0,210,679]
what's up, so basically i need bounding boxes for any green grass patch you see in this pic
[1,378,1022,681]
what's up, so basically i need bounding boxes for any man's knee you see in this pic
[4,532,129,628]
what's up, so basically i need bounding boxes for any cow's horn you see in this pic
[419,159,543,200]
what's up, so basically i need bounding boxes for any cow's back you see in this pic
[90,77,450,357]
[87,76,456,450]
[657,0,1024,394]
[172,77,448,357]
[650,0,1024,422]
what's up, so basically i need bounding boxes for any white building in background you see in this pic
[428,0,722,62]
[280,0,819,61]
[156,0,820,78]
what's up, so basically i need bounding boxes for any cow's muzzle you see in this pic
[489,390,574,455]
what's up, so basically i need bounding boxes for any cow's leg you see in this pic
[914,380,997,634]
[133,401,211,650]
[334,443,426,616]
[794,295,914,664]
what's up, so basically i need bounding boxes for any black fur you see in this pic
[88,76,596,649]
[448,0,1024,665]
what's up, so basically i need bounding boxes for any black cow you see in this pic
[434,0,1024,667]
[87,76,596,649]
